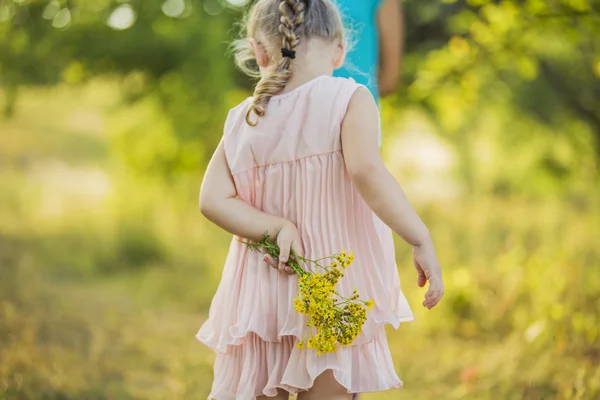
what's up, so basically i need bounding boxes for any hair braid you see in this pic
[245,0,307,126]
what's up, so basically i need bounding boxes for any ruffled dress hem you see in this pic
[197,308,414,399]
[196,314,416,354]
[200,325,408,400]
[206,375,403,400]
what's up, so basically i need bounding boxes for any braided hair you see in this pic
[231,0,345,126]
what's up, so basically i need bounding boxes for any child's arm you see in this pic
[200,140,303,269]
[341,87,444,309]
[377,0,404,96]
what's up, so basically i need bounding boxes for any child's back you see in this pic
[197,1,443,399]
[197,75,413,398]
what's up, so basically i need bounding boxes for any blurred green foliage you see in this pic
[1,0,598,185]
[402,0,600,195]
[1,0,599,399]
[1,0,240,178]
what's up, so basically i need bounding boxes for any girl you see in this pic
[197,0,444,399]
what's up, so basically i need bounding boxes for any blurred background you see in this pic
[1,0,599,399]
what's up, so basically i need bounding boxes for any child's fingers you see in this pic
[264,255,294,275]
[263,254,278,269]
[423,291,437,309]
[278,239,291,267]
[423,284,445,309]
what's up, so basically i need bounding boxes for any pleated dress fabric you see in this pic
[196,75,414,399]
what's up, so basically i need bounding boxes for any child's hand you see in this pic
[263,221,304,275]
[413,242,444,309]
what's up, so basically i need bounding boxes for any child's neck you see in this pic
[279,45,334,94]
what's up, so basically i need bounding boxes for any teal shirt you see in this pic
[333,0,383,100]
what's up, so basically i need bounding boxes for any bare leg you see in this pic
[297,370,353,400]
[257,389,289,400]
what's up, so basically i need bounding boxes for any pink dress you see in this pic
[196,75,414,399]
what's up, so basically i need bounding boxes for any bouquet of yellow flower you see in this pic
[244,234,374,355]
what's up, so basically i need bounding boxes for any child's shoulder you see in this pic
[227,96,252,118]
[317,76,374,105]
[315,75,363,93]
[223,97,252,134]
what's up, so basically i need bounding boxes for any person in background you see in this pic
[333,0,404,101]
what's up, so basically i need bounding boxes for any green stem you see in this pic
[241,236,339,277]
[294,254,332,264]
[335,300,352,306]
[334,291,353,301]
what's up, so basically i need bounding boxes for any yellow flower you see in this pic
[294,297,307,313]
[244,235,375,355]
[366,299,375,310]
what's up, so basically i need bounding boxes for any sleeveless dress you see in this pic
[196,76,414,400]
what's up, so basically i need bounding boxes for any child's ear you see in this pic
[250,38,269,68]
[333,41,346,70]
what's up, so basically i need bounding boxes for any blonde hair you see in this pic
[232,0,345,126]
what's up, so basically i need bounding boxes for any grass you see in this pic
[0,83,599,399]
